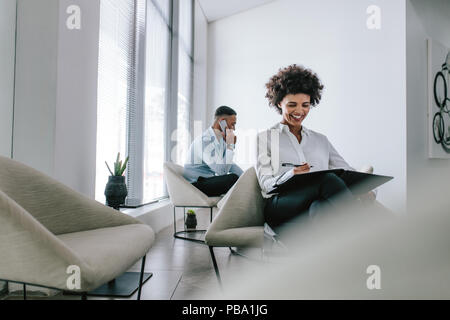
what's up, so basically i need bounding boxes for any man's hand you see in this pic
[225,128,236,145]
[293,163,311,175]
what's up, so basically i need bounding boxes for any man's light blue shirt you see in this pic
[183,127,243,183]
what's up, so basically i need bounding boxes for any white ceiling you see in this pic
[197,0,275,22]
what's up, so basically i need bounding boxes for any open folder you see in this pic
[268,169,393,195]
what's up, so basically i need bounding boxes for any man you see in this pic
[183,106,243,196]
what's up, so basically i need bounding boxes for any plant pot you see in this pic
[104,175,128,209]
[185,214,197,229]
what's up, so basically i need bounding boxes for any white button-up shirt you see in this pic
[256,123,354,198]
[183,127,243,183]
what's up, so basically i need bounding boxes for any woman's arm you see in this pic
[255,130,294,193]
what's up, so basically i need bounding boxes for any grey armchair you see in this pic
[0,156,155,299]
[163,162,223,243]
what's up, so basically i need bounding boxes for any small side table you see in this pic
[173,206,214,244]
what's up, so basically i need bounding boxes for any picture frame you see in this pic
[428,38,450,158]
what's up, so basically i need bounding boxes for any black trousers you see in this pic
[264,172,356,233]
[192,174,239,197]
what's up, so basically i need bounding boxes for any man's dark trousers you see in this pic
[192,174,239,197]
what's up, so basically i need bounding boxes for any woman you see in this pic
[256,64,373,233]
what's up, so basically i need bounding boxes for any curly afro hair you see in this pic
[265,64,324,114]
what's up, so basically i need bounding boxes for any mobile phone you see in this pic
[219,120,228,134]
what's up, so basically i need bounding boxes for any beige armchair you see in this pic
[0,156,155,299]
[163,162,223,243]
[205,167,266,285]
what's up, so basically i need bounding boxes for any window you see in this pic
[95,0,194,206]
[142,0,171,203]
[95,0,136,205]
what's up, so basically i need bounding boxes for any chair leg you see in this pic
[208,246,222,288]
[137,255,146,300]
[3,281,9,295]
[23,284,26,300]
[173,206,177,234]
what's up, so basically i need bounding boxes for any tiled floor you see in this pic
[0,208,261,300]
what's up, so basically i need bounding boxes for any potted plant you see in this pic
[185,209,197,229]
[104,152,129,209]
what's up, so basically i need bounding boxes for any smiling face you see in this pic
[279,93,311,129]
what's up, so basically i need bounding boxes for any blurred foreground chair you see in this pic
[163,162,223,244]
[205,167,266,285]
[0,156,155,300]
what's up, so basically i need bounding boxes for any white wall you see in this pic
[13,0,59,175]
[207,0,407,213]
[193,0,209,131]
[406,0,450,211]
[13,0,100,197]
[55,0,100,198]
[10,0,208,201]
[0,0,16,158]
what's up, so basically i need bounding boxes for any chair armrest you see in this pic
[164,163,218,207]
[0,156,140,235]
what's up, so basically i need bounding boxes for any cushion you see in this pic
[205,226,264,248]
[57,224,154,291]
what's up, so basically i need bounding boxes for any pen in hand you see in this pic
[282,163,314,168]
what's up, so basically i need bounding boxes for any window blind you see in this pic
[126,0,146,206]
[142,0,171,203]
[95,0,136,204]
